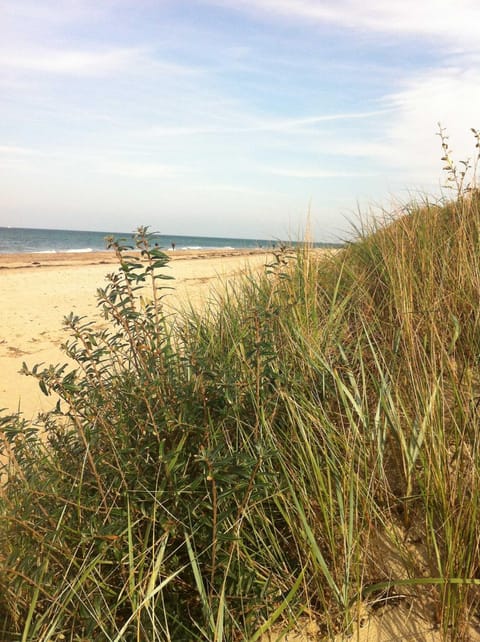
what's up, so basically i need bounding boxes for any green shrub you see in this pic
[0,230,292,640]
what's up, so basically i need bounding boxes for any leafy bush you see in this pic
[0,230,294,640]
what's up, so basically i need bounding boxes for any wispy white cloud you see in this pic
[0,144,185,182]
[0,145,40,156]
[261,166,376,178]
[189,182,278,197]
[148,125,229,137]
[0,45,185,77]
[378,66,480,183]
[206,0,480,49]
[147,108,389,137]
[318,140,391,159]
[249,109,391,132]
[0,145,43,170]
[96,160,182,179]
[1,0,124,35]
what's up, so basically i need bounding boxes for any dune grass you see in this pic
[1,185,480,640]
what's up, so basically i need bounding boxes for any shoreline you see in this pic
[0,247,269,270]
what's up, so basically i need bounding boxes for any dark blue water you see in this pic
[0,227,339,254]
[0,227,277,254]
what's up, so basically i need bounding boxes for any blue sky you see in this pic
[1,1,480,241]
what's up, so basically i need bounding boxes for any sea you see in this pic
[0,227,336,254]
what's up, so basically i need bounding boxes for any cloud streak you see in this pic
[205,0,480,49]
[96,160,182,179]
[261,166,376,179]
[378,66,480,182]
[0,47,139,75]
[146,108,390,137]
[0,45,197,77]
[0,145,40,156]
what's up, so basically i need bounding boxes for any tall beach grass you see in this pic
[2,146,480,639]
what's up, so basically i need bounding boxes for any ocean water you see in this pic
[0,227,338,254]
[0,227,281,254]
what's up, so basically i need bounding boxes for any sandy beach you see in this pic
[0,249,269,420]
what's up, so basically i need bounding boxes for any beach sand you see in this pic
[0,249,269,420]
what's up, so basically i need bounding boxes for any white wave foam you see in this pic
[31,247,94,254]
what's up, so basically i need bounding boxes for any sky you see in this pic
[1,1,480,241]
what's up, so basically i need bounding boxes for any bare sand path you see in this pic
[0,249,268,419]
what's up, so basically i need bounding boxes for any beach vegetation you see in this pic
[1,132,480,639]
